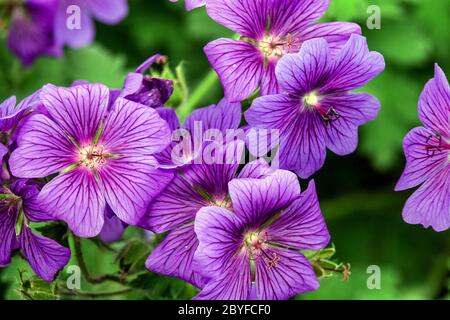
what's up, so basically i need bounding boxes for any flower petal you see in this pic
[99,212,126,243]
[194,206,244,280]
[9,114,76,178]
[19,226,70,282]
[99,156,174,226]
[146,224,206,289]
[238,158,273,179]
[101,98,171,155]
[402,167,450,232]
[260,59,280,96]
[39,168,106,238]
[206,0,268,39]
[275,38,331,94]
[0,206,18,266]
[323,34,385,92]
[204,39,264,102]
[299,22,361,56]
[418,64,450,136]
[396,127,449,191]
[321,93,381,155]
[228,170,301,227]
[267,180,330,250]
[255,247,319,299]
[41,84,109,144]
[89,0,128,24]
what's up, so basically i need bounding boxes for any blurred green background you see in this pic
[1,0,450,300]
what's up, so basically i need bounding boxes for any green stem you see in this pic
[177,69,218,122]
[73,236,124,285]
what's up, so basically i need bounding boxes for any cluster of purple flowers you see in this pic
[0,0,391,300]
[5,0,128,65]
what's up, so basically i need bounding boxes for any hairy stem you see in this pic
[58,287,132,298]
[177,69,218,122]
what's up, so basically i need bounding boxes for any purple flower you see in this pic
[54,0,128,49]
[204,0,361,102]
[170,0,206,11]
[9,84,173,238]
[120,54,174,108]
[154,98,242,169]
[0,179,70,281]
[245,35,384,178]
[139,101,249,288]
[395,64,450,232]
[7,0,61,65]
[193,172,330,300]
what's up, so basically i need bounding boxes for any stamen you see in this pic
[264,252,280,270]
[79,145,110,170]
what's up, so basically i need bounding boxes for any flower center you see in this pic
[244,231,268,258]
[302,91,341,122]
[258,34,300,58]
[79,145,110,170]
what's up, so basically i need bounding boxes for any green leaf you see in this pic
[115,239,150,275]
[18,272,58,300]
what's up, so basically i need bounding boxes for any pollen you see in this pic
[79,145,110,170]
[303,91,319,107]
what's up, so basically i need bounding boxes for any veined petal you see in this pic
[418,64,450,136]
[260,59,280,96]
[0,206,18,266]
[89,0,128,24]
[39,168,106,238]
[194,206,244,279]
[41,84,109,144]
[99,156,174,226]
[99,212,126,243]
[267,180,330,250]
[9,114,77,178]
[299,22,361,56]
[146,224,206,289]
[185,0,206,11]
[184,98,242,135]
[321,93,381,155]
[101,98,171,155]
[402,166,450,232]
[156,107,180,132]
[228,170,301,227]
[206,0,269,39]
[194,251,252,300]
[204,39,264,102]
[255,247,319,299]
[323,34,385,92]
[140,173,208,233]
[396,127,449,191]
[19,226,70,282]
[238,158,273,179]
[276,38,331,94]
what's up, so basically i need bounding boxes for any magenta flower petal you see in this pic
[206,0,268,39]
[99,156,173,226]
[228,170,301,227]
[321,93,381,155]
[146,224,206,288]
[204,39,264,102]
[324,34,385,92]
[255,246,319,300]
[267,180,330,250]
[100,98,171,156]
[396,127,449,191]
[89,0,128,24]
[39,168,106,238]
[299,22,361,56]
[9,114,76,178]
[402,167,450,232]
[418,64,450,136]
[19,226,70,282]
[41,84,109,144]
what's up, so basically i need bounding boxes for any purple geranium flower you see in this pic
[120,54,174,109]
[395,64,450,232]
[193,172,330,300]
[170,0,206,11]
[245,35,384,178]
[0,179,70,281]
[9,83,173,238]
[204,0,361,102]
[139,102,248,288]
[7,0,61,65]
[54,0,128,49]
